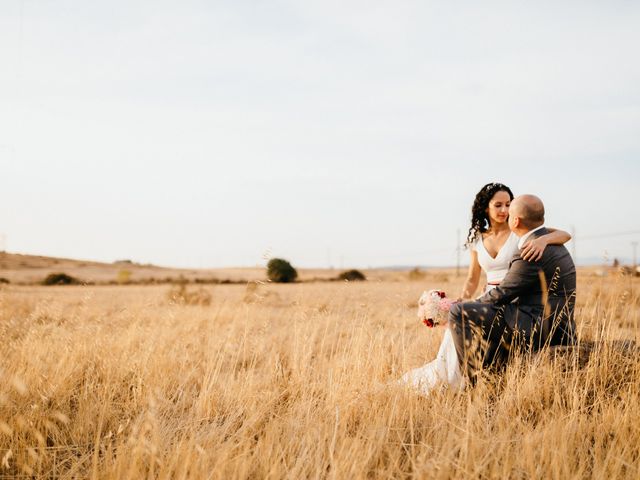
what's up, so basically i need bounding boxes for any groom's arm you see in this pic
[477,254,542,305]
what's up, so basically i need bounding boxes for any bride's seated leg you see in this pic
[397,327,465,395]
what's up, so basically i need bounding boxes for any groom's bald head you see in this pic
[510,195,545,229]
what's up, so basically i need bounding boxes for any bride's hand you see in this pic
[521,237,548,262]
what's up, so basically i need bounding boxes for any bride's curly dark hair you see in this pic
[465,182,514,247]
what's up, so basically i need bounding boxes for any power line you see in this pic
[576,230,640,240]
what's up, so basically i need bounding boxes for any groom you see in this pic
[449,194,577,384]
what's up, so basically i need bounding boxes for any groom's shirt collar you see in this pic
[518,225,546,249]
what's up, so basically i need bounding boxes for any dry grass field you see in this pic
[0,269,638,479]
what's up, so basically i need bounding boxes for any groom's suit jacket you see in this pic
[477,227,577,347]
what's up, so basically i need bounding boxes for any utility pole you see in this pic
[632,241,638,270]
[456,229,461,277]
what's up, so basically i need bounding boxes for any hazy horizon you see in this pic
[2,245,636,272]
[2,1,639,269]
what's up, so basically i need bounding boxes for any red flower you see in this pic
[422,318,435,328]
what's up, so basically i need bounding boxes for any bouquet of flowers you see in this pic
[417,290,456,327]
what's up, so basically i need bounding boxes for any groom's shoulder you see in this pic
[544,243,575,268]
[544,242,572,259]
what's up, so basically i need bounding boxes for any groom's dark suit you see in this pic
[449,227,577,383]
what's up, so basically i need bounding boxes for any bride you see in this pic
[399,182,572,394]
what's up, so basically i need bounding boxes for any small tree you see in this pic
[42,273,79,286]
[267,258,298,283]
[338,269,366,281]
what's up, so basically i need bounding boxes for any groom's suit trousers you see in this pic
[448,302,513,381]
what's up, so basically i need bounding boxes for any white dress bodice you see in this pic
[472,232,520,284]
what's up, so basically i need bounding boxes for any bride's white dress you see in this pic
[399,232,520,394]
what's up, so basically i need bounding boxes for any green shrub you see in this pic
[42,273,79,286]
[114,259,133,265]
[338,269,366,281]
[267,258,298,283]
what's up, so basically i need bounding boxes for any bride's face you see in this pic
[486,190,511,225]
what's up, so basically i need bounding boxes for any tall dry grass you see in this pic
[0,272,638,479]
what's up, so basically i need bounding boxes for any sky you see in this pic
[1,0,639,268]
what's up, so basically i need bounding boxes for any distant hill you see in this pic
[0,252,266,285]
[0,252,383,285]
